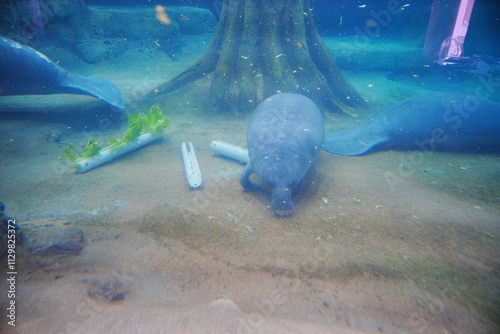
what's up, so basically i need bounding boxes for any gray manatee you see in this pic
[0,36,125,110]
[323,93,500,155]
[240,93,324,216]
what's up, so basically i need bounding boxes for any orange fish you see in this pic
[155,5,172,25]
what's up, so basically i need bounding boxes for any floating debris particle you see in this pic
[246,225,256,232]
[473,206,483,210]
[485,232,495,239]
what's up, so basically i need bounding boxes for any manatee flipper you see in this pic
[54,73,126,110]
[322,127,389,156]
[239,164,260,191]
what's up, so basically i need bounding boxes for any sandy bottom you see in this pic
[0,37,499,333]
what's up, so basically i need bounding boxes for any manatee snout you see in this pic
[271,188,294,216]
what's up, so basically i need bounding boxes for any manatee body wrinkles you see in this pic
[240,93,324,216]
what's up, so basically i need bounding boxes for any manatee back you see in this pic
[381,93,500,151]
[247,93,324,177]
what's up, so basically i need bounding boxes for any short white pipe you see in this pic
[211,140,249,164]
[181,142,203,189]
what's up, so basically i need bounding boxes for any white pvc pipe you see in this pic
[211,140,249,164]
[181,142,203,189]
[74,132,164,173]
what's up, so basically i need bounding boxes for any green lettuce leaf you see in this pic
[81,139,101,158]
[60,144,78,162]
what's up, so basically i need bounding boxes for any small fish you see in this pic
[155,5,172,25]
[339,15,343,25]
[358,4,366,8]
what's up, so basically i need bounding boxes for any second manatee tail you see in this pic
[55,73,126,110]
[322,126,388,156]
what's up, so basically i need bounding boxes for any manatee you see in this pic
[240,93,324,216]
[0,36,125,110]
[323,93,500,155]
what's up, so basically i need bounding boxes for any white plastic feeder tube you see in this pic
[211,140,249,164]
[74,132,164,173]
[181,142,203,189]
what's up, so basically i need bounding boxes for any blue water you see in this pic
[82,0,500,56]
[0,1,499,333]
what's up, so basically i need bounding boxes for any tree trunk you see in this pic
[144,0,366,114]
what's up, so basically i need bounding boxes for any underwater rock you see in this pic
[83,276,129,302]
[25,225,84,256]
[50,0,89,19]
[0,202,22,259]
[168,6,218,35]
[1,201,22,243]
[0,2,216,63]
[74,38,128,64]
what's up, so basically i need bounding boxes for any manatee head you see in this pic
[261,162,305,216]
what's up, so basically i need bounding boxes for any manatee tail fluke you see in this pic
[322,127,388,156]
[56,74,126,110]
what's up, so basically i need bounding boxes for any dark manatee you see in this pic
[240,93,324,216]
[323,93,500,156]
[0,36,125,110]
